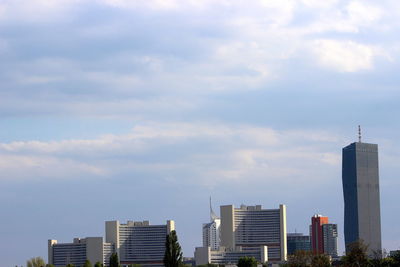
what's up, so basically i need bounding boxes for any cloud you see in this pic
[312,40,377,72]
[0,123,342,189]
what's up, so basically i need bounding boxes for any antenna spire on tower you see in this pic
[209,196,219,221]
[358,125,362,143]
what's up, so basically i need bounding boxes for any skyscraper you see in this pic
[202,198,221,250]
[342,131,382,255]
[310,215,338,258]
[310,215,328,254]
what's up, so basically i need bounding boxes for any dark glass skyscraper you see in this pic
[342,141,382,255]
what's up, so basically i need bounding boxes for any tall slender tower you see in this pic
[342,127,382,255]
[202,197,221,250]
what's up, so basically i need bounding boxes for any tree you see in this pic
[341,241,369,267]
[109,252,120,267]
[45,264,55,267]
[84,259,93,267]
[66,264,75,267]
[389,251,400,266]
[27,257,46,267]
[196,264,218,267]
[285,250,313,267]
[237,256,258,267]
[164,230,183,267]
[94,262,103,267]
[128,264,142,267]
[311,254,331,267]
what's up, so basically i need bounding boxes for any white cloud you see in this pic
[346,1,383,29]
[312,40,377,72]
[0,123,342,189]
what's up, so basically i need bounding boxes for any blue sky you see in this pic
[1,0,400,266]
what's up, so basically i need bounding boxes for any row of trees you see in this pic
[26,257,106,267]
[284,241,400,267]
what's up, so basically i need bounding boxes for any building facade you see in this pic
[202,219,221,250]
[342,141,382,255]
[287,233,311,255]
[220,204,287,262]
[48,237,114,267]
[322,224,338,258]
[105,220,174,266]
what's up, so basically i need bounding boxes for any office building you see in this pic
[48,237,114,267]
[322,224,338,258]
[342,133,382,255]
[311,215,329,254]
[220,204,287,262]
[202,198,221,250]
[105,220,174,266]
[287,233,311,255]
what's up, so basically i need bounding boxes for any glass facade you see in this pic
[287,233,310,255]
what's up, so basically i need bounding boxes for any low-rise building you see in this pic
[195,246,268,265]
[287,233,311,255]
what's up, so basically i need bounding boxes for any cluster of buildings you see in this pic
[48,134,383,266]
[48,220,175,266]
[197,205,339,265]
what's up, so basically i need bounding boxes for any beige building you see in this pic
[220,204,287,262]
[48,237,114,267]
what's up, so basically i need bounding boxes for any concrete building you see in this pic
[342,136,382,255]
[48,237,114,267]
[287,233,311,255]
[220,204,287,262]
[311,215,329,254]
[195,246,268,265]
[105,220,174,266]
[322,224,338,258]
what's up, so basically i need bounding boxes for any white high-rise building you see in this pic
[202,219,221,250]
[220,204,287,262]
[105,220,174,266]
[202,198,221,250]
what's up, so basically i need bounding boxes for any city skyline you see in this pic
[1,0,400,266]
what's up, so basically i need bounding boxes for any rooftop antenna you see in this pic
[358,125,362,143]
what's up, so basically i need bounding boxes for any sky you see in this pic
[1,0,400,266]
